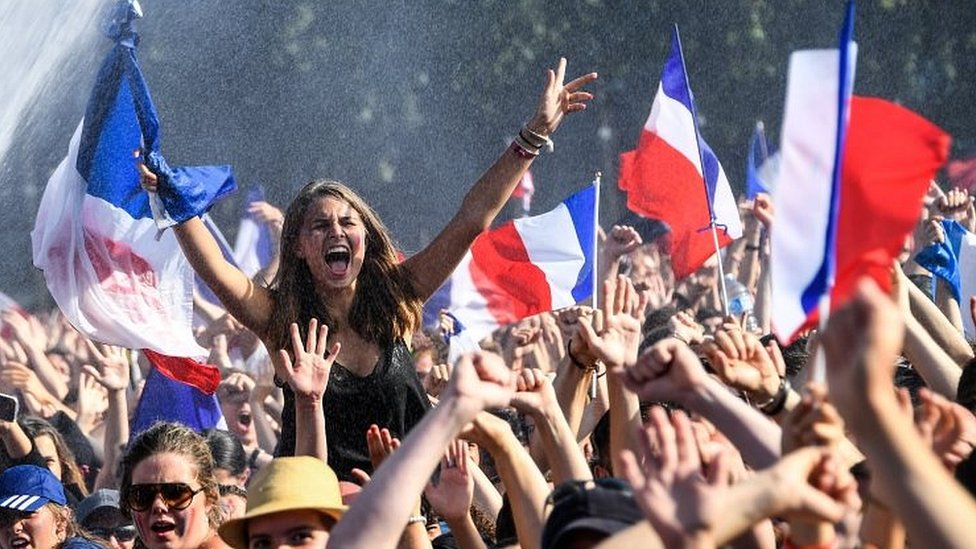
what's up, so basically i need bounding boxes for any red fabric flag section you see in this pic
[830,96,951,309]
[619,135,725,281]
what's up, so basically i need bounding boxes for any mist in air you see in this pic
[0,0,973,309]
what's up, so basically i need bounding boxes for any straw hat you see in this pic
[218,457,347,549]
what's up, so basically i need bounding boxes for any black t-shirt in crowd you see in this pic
[275,339,431,481]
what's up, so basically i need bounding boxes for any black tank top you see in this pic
[275,339,431,481]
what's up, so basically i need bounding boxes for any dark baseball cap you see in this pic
[541,479,643,549]
[75,489,122,525]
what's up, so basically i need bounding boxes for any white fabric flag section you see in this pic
[961,233,976,340]
[32,123,206,358]
[771,47,857,339]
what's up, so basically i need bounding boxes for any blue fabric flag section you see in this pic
[131,368,224,440]
[916,219,968,303]
[746,123,771,199]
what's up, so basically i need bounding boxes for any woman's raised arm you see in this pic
[404,58,597,301]
[138,163,274,336]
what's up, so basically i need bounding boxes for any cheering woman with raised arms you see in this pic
[140,58,597,480]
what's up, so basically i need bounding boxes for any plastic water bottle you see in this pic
[725,275,758,332]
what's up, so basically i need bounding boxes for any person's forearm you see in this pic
[396,522,432,549]
[576,375,609,441]
[250,390,279,452]
[903,316,961,398]
[935,278,965,333]
[294,397,326,461]
[729,519,776,549]
[529,403,592,484]
[908,278,974,366]
[444,514,488,549]
[175,218,270,334]
[860,503,906,549]
[0,421,31,459]
[482,428,550,549]
[753,253,771,334]
[23,347,68,400]
[553,361,590,438]
[854,398,976,549]
[94,388,128,490]
[330,395,473,549]
[685,377,781,469]
[469,463,503,520]
[608,375,642,478]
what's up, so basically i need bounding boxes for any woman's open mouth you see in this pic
[325,246,351,277]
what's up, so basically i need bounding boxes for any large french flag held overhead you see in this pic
[31,1,232,433]
[618,25,742,281]
[439,184,597,341]
[771,1,950,341]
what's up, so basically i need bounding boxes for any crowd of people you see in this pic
[0,56,975,549]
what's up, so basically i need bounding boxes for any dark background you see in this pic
[2,0,974,309]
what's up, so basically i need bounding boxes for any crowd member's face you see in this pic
[218,393,256,446]
[246,510,331,549]
[296,196,367,292]
[84,508,137,549]
[32,436,62,481]
[413,350,434,378]
[701,315,724,336]
[130,452,212,549]
[0,505,65,549]
[213,469,248,522]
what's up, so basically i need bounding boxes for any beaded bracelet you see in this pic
[511,140,538,160]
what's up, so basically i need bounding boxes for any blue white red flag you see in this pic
[233,186,275,278]
[746,122,773,200]
[30,1,230,431]
[435,184,597,342]
[771,1,949,341]
[618,25,742,280]
[915,220,976,339]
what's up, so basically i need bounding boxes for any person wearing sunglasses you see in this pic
[0,465,106,549]
[75,490,137,549]
[119,423,223,549]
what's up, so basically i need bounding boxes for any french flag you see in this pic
[745,122,774,200]
[233,186,275,277]
[771,1,950,341]
[915,220,976,339]
[30,1,230,433]
[618,25,742,281]
[438,184,597,342]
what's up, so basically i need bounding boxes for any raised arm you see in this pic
[83,341,131,490]
[823,278,976,549]
[329,353,516,549]
[137,163,273,336]
[278,319,340,462]
[403,58,597,300]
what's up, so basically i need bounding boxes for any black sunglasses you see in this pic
[89,525,138,542]
[126,483,203,512]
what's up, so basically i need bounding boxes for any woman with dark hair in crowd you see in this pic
[119,423,223,549]
[139,59,597,480]
[202,430,248,522]
[0,416,88,505]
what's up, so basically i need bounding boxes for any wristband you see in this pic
[510,139,539,159]
[407,515,426,526]
[759,377,791,416]
[566,340,595,370]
